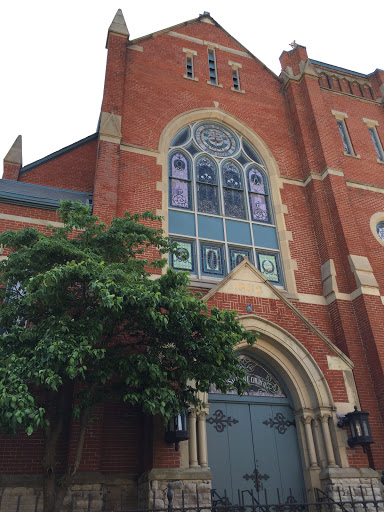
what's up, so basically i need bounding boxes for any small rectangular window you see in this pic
[228,61,243,93]
[232,69,240,90]
[337,120,354,155]
[368,127,384,161]
[208,49,217,84]
[186,55,194,79]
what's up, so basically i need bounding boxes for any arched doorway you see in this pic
[207,354,305,504]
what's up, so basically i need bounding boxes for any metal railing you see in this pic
[0,483,383,512]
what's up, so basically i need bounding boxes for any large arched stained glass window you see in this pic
[168,121,283,285]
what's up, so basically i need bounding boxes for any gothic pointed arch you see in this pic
[220,314,349,493]
[157,108,297,294]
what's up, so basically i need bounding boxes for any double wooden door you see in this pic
[207,397,305,505]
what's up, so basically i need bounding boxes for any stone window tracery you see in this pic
[168,121,283,285]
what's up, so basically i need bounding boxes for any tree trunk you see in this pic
[51,409,89,512]
[42,407,64,512]
[41,381,87,512]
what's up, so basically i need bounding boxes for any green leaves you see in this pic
[0,201,257,437]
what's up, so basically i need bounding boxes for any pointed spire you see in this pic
[108,9,129,39]
[4,135,22,166]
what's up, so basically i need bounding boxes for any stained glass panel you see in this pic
[170,152,190,179]
[201,243,225,276]
[229,247,252,270]
[377,221,384,241]
[171,126,191,147]
[211,355,286,397]
[170,179,190,209]
[171,240,194,272]
[257,253,279,283]
[222,161,243,189]
[243,141,264,165]
[186,143,200,156]
[249,194,269,223]
[236,153,249,165]
[223,189,246,219]
[197,184,219,215]
[248,167,266,194]
[196,156,217,184]
[195,123,238,157]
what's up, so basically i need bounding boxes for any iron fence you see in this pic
[0,484,383,512]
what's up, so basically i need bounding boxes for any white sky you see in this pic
[1,0,383,172]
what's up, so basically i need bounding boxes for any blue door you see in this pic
[207,356,305,505]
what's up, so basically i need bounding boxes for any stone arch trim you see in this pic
[156,107,297,295]
[209,315,346,489]
[235,314,335,411]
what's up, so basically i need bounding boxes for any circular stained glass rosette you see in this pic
[194,123,239,157]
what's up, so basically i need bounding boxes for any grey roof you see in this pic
[0,179,93,210]
[310,59,368,78]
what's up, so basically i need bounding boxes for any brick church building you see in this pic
[1,9,384,510]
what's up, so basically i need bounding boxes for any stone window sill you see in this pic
[231,87,245,94]
[183,74,198,82]
[206,81,223,88]
[343,152,361,159]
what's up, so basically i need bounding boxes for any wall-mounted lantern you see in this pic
[165,412,189,451]
[337,406,373,453]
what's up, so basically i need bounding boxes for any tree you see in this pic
[0,202,256,512]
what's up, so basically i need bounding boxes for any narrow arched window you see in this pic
[169,151,192,210]
[222,160,246,219]
[247,166,270,223]
[195,155,219,215]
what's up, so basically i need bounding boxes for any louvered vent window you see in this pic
[232,69,240,90]
[186,56,194,79]
[208,49,217,84]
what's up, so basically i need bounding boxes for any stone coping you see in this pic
[319,467,382,480]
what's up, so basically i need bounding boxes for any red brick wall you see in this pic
[3,162,20,181]
[1,18,384,475]
[152,416,180,469]
[19,139,97,193]
[100,403,143,474]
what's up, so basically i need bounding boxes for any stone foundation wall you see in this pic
[320,468,384,510]
[0,474,138,512]
[138,468,212,509]
[0,485,103,512]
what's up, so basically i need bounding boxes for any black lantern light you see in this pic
[337,406,374,453]
[165,412,189,451]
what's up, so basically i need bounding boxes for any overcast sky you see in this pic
[1,0,383,172]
